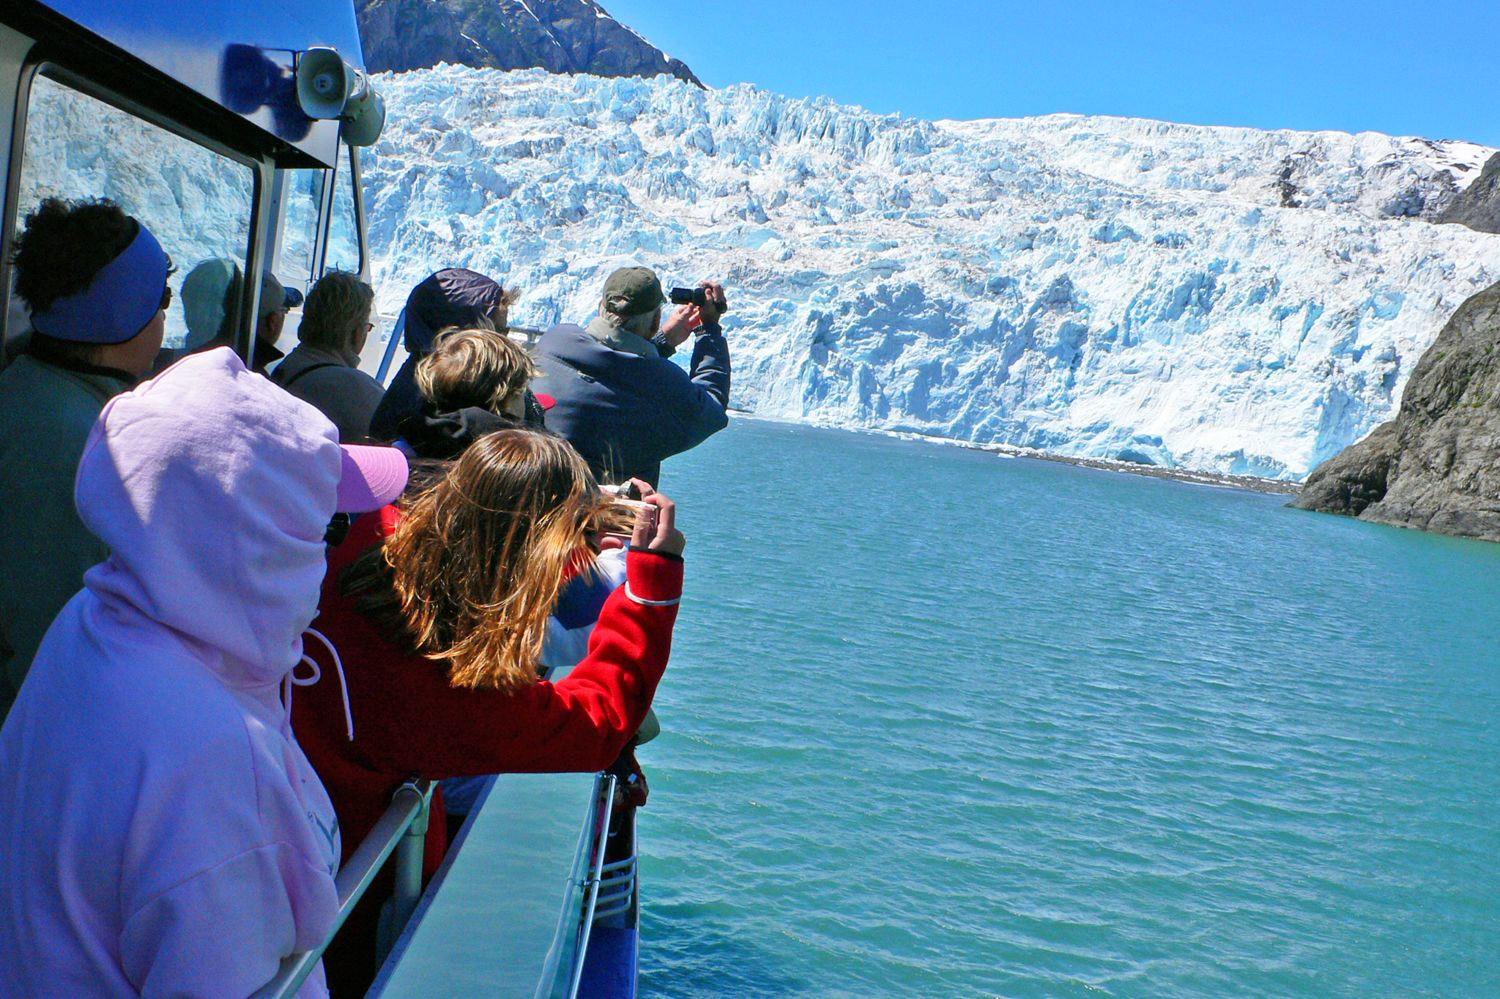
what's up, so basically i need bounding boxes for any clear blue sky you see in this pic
[604,0,1500,145]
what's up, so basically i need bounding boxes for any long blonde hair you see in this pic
[342,430,617,691]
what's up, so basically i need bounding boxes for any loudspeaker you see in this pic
[296,47,357,120]
[341,88,387,147]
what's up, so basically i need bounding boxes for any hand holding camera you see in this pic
[670,280,728,327]
[606,480,685,556]
[661,280,728,347]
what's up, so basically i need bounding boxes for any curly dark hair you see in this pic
[10,198,138,313]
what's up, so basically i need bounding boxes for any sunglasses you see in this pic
[160,284,173,312]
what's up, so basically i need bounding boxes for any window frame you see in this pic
[1,55,272,357]
[321,141,367,279]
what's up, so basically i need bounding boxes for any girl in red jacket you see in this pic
[291,428,684,994]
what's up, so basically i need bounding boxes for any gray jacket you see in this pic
[0,354,131,722]
[271,344,386,443]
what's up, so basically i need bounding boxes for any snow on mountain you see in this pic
[361,65,1500,479]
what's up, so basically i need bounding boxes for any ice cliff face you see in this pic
[360,66,1500,479]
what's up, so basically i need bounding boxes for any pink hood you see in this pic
[0,348,343,997]
[77,347,341,694]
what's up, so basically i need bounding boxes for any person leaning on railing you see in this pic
[530,266,730,488]
[380,327,654,829]
[289,430,685,996]
[0,348,408,999]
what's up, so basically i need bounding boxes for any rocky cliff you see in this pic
[1436,151,1500,234]
[356,0,700,85]
[1292,280,1500,540]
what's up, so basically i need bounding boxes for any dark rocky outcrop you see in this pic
[1292,281,1500,541]
[1436,151,1500,234]
[357,0,701,86]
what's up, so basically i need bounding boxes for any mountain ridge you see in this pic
[1291,280,1500,541]
[356,0,701,85]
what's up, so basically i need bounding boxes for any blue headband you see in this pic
[30,224,170,345]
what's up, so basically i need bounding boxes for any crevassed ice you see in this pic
[360,67,1500,479]
[49,62,1494,480]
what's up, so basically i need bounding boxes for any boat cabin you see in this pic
[0,2,639,995]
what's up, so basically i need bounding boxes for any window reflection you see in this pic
[278,170,325,296]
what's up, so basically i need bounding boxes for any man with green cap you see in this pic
[532,266,730,487]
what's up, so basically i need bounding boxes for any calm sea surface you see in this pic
[633,417,1500,998]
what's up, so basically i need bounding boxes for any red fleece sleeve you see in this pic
[356,549,683,778]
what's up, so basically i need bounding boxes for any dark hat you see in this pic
[404,268,504,355]
[601,267,665,318]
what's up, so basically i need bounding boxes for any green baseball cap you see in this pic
[601,266,665,317]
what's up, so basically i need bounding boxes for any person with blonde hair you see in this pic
[368,268,520,441]
[392,326,553,460]
[272,270,385,441]
[290,428,684,994]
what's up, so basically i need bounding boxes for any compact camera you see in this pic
[668,286,727,313]
[606,482,656,533]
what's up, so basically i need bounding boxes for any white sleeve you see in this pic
[540,549,630,676]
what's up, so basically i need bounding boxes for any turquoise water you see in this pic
[640,418,1500,998]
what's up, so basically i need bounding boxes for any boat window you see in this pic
[326,145,360,274]
[9,69,255,353]
[278,170,325,296]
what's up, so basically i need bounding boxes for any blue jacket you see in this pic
[532,320,730,486]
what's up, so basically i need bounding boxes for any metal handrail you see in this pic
[592,853,636,922]
[507,325,545,347]
[251,779,434,999]
[373,308,405,384]
[564,775,617,998]
[375,780,432,966]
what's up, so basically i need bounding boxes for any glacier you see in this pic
[360,65,1500,480]
[22,61,1498,481]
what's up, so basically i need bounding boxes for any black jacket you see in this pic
[369,269,505,442]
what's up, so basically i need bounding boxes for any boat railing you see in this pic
[251,778,435,999]
[591,853,636,923]
[534,773,617,999]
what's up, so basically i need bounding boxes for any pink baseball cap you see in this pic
[337,444,409,512]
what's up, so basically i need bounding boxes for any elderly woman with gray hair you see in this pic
[272,270,386,442]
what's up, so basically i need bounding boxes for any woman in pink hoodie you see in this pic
[0,348,407,998]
